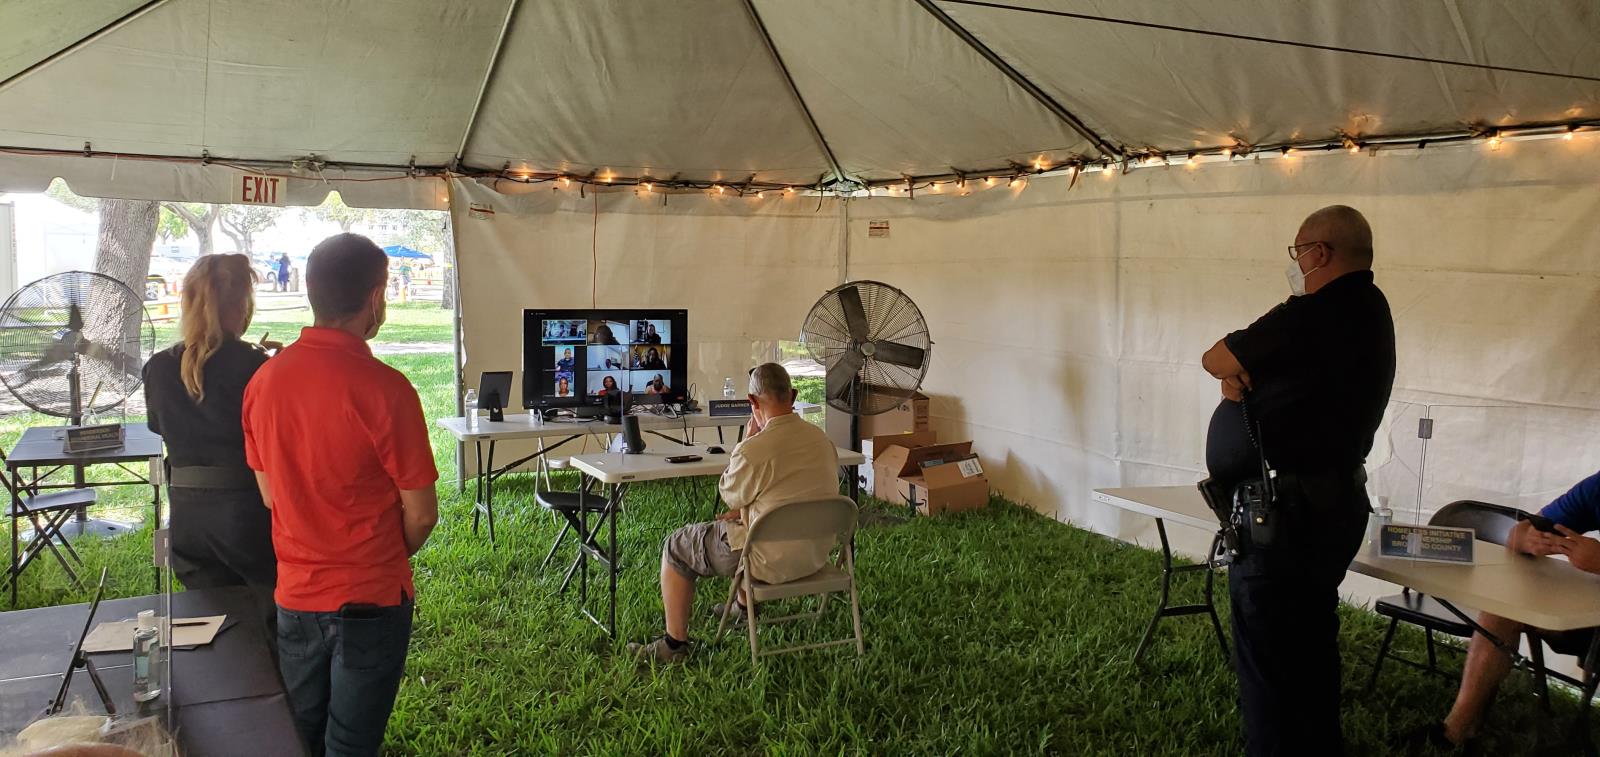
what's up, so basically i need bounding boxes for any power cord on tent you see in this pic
[591,190,598,308]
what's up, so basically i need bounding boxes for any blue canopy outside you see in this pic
[382,244,431,260]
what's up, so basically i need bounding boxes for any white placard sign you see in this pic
[233,174,285,206]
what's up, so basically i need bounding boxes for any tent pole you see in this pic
[0,0,174,94]
[912,0,1122,160]
[741,0,848,185]
[452,0,523,171]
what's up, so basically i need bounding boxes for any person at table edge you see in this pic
[1201,204,1396,756]
[628,362,840,663]
[142,253,283,634]
[243,233,439,757]
[1417,471,1600,751]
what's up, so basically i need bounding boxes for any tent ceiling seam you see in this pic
[915,0,1122,160]
[453,0,522,171]
[940,0,1600,85]
[0,0,174,94]
[741,0,848,185]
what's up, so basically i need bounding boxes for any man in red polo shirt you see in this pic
[243,233,438,757]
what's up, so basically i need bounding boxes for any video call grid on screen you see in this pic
[524,309,687,407]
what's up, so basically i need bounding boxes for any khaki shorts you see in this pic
[662,520,742,580]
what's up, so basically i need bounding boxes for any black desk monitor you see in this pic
[479,371,513,423]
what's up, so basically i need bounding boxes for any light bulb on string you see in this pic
[1565,127,1576,142]
[984,176,996,187]
[757,191,765,199]
[1488,132,1503,151]
[714,184,724,194]
[930,182,942,193]
[559,176,571,188]
[785,186,795,196]
[642,182,653,191]
[1185,153,1197,169]
[1222,147,1233,159]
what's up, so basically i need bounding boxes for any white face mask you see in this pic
[1285,258,1323,297]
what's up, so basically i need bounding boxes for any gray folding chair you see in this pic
[714,495,864,663]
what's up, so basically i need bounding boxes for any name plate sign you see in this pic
[1378,524,1475,563]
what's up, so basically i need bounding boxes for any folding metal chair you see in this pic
[4,446,97,597]
[1366,500,1561,705]
[536,458,618,594]
[715,495,864,663]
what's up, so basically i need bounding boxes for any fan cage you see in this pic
[800,280,932,416]
[0,271,156,419]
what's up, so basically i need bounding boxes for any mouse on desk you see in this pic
[706,445,725,455]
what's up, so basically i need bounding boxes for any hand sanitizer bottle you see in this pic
[132,610,162,702]
[1368,495,1393,555]
[722,377,736,399]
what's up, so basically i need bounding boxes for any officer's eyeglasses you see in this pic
[1287,240,1330,260]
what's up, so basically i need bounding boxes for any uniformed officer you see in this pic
[1200,205,1397,756]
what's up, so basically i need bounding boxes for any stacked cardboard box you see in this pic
[867,431,988,516]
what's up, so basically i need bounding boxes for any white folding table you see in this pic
[1097,484,1600,748]
[1092,486,1230,664]
[567,441,867,637]
[434,404,826,545]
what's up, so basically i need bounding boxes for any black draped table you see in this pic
[0,586,302,756]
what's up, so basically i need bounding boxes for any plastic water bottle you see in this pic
[1368,495,1393,554]
[722,377,736,399]
[132,610,161,702]
[464,388,479,429]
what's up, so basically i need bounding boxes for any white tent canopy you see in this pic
[2,0,1598,204]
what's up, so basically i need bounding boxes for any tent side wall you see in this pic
[846,137,1600,557]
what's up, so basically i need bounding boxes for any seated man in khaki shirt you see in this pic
[628,363,840,663]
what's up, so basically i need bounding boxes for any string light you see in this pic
[642,181,653,191]
[756,190,765,199]
[984,176,996,187]
[1032,157,1048,171]
[1222,147,1233,158]
[1185,153,1197,169]
[784,186,795,196]
[714,184,724,194]
[1565,127,1576,141]
[1488,132,1502,150]
[600,174,612,183]
[559,176,571,187]
[930,182,942,193]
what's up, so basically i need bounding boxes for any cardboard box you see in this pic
[902,453,989,516]
[868,431,939,502]
[857,391,930,437]
[874,437,973,505]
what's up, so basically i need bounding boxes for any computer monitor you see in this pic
[523,309,688,410]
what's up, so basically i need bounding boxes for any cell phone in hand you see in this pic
[1521,512,1561,534]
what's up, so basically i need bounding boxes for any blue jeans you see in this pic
[277,600,413,757]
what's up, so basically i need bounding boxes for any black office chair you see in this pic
[1365,500,1557,701]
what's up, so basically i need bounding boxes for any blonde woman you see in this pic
[142,254,280,625]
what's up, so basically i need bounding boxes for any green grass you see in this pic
[8,305,1596,754]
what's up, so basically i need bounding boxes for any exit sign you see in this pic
[233,174,285,206]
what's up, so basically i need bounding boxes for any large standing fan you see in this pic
[0,271,156,537]
[800,280,932,446]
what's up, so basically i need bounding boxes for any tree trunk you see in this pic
[94,199,158,294]
[91,198,158,395]
[164,203,220,256]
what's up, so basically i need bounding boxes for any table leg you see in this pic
[607,482,618,638]
[471,440,484,535]
[485,441,498,547]
[9,468,19,606]
[151,455,162,593]
[1133,520,1229,665]
[1571,634,1600,755]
